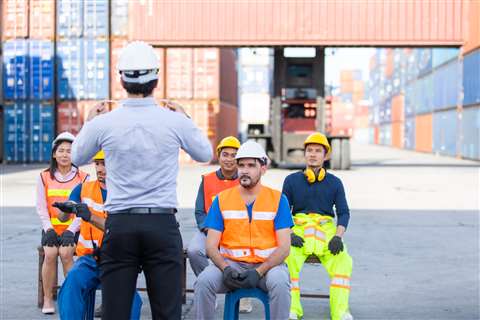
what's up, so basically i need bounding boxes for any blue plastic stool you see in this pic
[224,288,270,320]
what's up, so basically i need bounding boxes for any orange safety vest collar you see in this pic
[203,170,239,213]
[41,169,88,235]
[77,180,107,257]
[218,185,281,264]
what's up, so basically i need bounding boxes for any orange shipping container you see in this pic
[385,49,394,77]
[391,94,405,122]
[463,0,480,54]
[415,114,433,152]
[391,122,404,148]
[2,0,28,39]
[56,101,84,136]
[374,126,380,144]
[111,39,165,100]
[127,1,467,46]
[29,0,55,39]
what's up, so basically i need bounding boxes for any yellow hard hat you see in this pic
[304,132,331,156]
[92,150,105,161]
[216,136,241,154]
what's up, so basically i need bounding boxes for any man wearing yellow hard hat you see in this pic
[54,151,142,319]
[282,132,353,320]
[187,136,253,313]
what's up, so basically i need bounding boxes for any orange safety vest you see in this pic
[203,171,239,213]
[218,185,281,263]
[76,180,107,257]
[41,169,88,235]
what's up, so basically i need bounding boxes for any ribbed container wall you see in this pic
[29,0,55,39]
[2,0,29,39]
[433,109,458,156]
[461,105,480,160]
[2,40,29,100]
[29,40,54,100]
[463,49,480,106]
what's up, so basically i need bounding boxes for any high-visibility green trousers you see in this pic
[286,213,353,320]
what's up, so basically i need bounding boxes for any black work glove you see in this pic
[60,230,76,247]
[237,269,261,289]
[75,203,92,222]
[223,266,243,290]
[42,229,59,247]
[328,236,344,255]
[291,233,305,248]
[53,201,77,213]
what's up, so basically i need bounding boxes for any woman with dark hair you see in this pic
[36,132,89,314]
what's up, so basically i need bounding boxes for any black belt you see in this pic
[109,207,177,215]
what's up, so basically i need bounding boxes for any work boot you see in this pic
[239,298,252,313]
[94,304,102,318]
[341,312,353,320]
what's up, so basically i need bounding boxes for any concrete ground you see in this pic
[1,142,479,319]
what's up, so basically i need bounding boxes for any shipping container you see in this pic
[3,103,28,162]
[433,109,458,157]
[432,59,461,110]
[56,101,84,135]
[415,113,433,153]
[391,122,404,148]
[404,81,416,117]
[415,74,434,114]
[84,0,109,38]
[218,49,238,107]
[28,102,54,162]
[385,49,394,78]
[379,124,392,146]
[416,48,432,77]
[461,105,480,160]
[111,0,129,38]
[57,39,109,100]
[217,102,239,144]
[238,48,272,66]
[391,94,405,122]
[29,40,54,100]
[238,65,272,94]
[57,0,83,38]
[166,49,194,99]
[432,48,459,69]
[127,1,467,46]
[3,39,29,100]
[404,116,415,150]
[2,0,29,39]
[193,48,220,100]
[463,49,480,106]
[463,0,480,54]
[29,0,55,39]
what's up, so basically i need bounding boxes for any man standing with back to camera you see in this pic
[71,41,213,319]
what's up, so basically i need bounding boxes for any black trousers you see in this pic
[100,214,183,320]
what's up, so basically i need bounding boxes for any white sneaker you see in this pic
[289,311,298,320]
[239,298,253,313]
[341,312,354,320]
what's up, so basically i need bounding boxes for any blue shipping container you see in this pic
[416,48,433,77]
[463,50,480,106]
[433,59,461,110]
[84,0,109,38]
[461,106,480,160]
[433,109,458,157]
[57,0,83,37]
[2,40,29,100]
[29,40,54,100]
[57,39,109,100]
[432,48,459,69]
[415,74,434,114]
[404,117,415,150]
[3,103,54,163]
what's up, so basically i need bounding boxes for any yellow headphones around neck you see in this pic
[304,167,326,184]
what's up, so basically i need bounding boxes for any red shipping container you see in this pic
[391,122,404,148]
[111,40,165,100]
[415,113,433,152]
[56,101,84,136]
[374,126,380,144]
[29,0,55,39]
[2,0,28,39]
[385,49,394,77]
[391,94,405,122]
[218,49,238,107]
[216,101,238,141]
[194,49,220,100]
[166,48,194,99]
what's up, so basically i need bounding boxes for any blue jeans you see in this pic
[59,255,142,320]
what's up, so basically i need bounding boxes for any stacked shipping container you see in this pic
[2,0,55,162]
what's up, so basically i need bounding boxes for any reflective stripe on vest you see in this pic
[77,180,106,257]
[218,185,281,263]
[41,170,88,235]
[203,171,239,213]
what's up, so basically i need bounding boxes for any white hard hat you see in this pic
[235,140,268,164]
[52,132,75,147]
[117,41,159,84]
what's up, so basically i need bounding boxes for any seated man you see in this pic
[55,151,142,320]
[194,141,293,320]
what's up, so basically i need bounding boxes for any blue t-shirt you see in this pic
[69,183,107,203]
[205,193,293,232]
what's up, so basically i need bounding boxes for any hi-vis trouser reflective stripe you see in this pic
[51,217,73,226]
[47,189,72,197]
[286,213,353,320]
